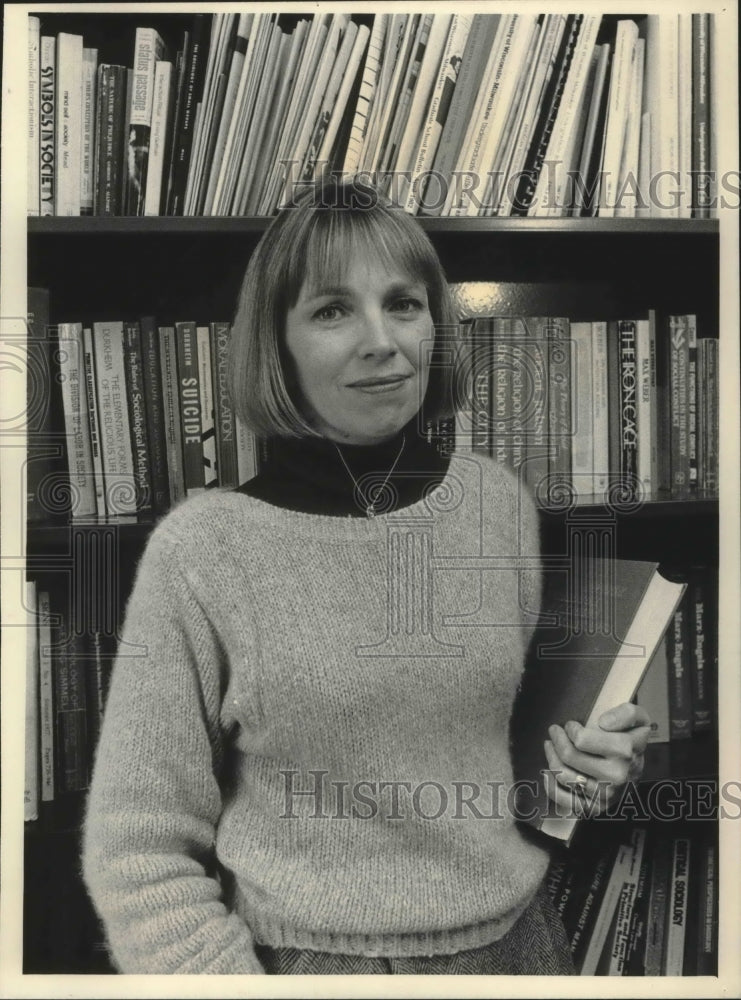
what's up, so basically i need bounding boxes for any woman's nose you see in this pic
[357,308,396,357]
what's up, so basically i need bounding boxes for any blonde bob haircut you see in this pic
[228,176,459,438]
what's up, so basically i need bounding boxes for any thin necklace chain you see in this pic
[333,434,406,518]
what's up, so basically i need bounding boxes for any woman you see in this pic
[83,178,650,975]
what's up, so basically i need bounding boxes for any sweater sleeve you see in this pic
[82,525,265,974]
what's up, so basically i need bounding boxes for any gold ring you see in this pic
[572,773,589,797]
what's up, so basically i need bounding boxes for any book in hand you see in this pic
[510,558,686,844]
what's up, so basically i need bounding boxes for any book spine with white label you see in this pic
[28,16,41,215]
[55,33,83,216]
[80,48,98,215]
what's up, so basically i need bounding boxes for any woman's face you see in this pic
[285,254,433,445]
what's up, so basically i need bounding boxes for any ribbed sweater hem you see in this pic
[235,892,534,958]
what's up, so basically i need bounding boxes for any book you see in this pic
[342,15,387,176]
[144,59,174,215]
[80,48,98,215]
[696,827,719,974]
[591,320,610,500]
[81,326,106,520]
[450,15,538,217]
[686,315,699,487]
[495,15,566,217]
[25,578,39,821]
[529,15,602,217]
[635,639,671,743]
[572,42,610,217]
[617,319,639,497]
[667,590,693,741]
[196,326,218,489]
[580,826,644,974]
[200,14,253,215]
[568,840,620,972]
[614,36,645,219]
[606,826,646,974]
[663,836,691,974]
[139,316,170,514]
[235,415,258,485]
[91,321,137,518]
[677,13,693,220]
[39,35,56,216]
[232,20,287,213]
[546,316,571,485]
[598,19,638,218]
[28,15,41,215]
[692,14,712,218]
[644,14,679,219]
[644,828,672,975]
[175,320,205,494]
[392,14,453,185]
[123,321,154,518]
[167,14,211,215]
[569,321,593,497]
[158,325,186,507]
[511,558,686,843]
[688,571,713,733]
[210,322,238,489]
[58,322,96,519]
[701,337,719,492]
[37,588,55,804]
[94,64,128,215]
[125,27,167,215]
[51,596,88,794]
[55,32,83,216]
[425,14,501,214]
[624,828,653,974]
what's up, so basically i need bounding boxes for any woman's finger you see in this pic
[548,724,632,787]
[564,719,652,758]
[543,742,608,815]
[598,702,651,731]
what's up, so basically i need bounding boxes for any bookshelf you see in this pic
[19,6,727,981]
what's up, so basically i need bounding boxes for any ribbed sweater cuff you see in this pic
[235,893,532,959]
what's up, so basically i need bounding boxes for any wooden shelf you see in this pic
[27,216,720,237]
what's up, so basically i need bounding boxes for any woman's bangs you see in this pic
[289,208,432,301]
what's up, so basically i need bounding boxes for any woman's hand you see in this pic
[543,703,652,817]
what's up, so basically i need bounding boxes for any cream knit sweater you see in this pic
[83,451,550,973]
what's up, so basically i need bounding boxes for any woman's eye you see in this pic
[313,303,345,321]
[390,297,423,314]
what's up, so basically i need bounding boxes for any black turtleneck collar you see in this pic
[235,419,451,517]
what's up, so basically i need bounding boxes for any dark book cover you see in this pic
[167,14,211,216]
[617,320,639,496]
[691,13,712,218]
[667,594,693,741]
[174,320,205,494]
[624,827,652,974]
[139,315,171,514]
[568,839,620,972]
[688,570,713,732]
[51,596,88,795]
[122,321,154,518]
[695,826,718,975]
[510,558,685,843]
[158,325,186,506]
[94,64,127,215]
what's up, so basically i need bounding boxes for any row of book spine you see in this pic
[27,12,718,218]
[26,287,258,524]
[25,578,112,821]
[546,822,718,975]
[455,313,719,500]
[636,567,718,742]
